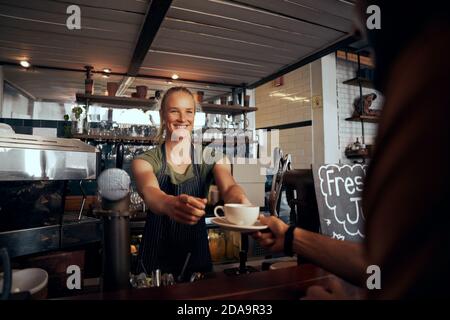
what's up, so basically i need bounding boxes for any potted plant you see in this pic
[63,114,72,138]
[71,106,86,134]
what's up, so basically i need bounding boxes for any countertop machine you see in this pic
[0,133,100,258]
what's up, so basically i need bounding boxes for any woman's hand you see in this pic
[164,194,207,225]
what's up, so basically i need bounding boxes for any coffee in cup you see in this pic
[213,204,259,226]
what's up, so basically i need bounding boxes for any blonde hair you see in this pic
[156,86,196,144]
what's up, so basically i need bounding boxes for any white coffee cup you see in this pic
[214,204,259,226]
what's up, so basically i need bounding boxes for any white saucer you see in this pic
[211,217,268,233]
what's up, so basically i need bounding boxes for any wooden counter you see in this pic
[66,264,335,300]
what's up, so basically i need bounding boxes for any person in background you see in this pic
[253,0,450,299]
[132,87,250,278]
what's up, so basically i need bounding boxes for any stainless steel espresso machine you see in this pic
[0,133,100,258]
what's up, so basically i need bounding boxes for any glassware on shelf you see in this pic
[208,229,226,263]
[129,185,144,212]
[225,231,240,260]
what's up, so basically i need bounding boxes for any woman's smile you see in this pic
[164,91,195,139]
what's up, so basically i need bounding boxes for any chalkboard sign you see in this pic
[312,164,367,242]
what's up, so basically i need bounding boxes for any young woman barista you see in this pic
[132,87,250,279]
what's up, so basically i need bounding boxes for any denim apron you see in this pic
[137,143,212,277]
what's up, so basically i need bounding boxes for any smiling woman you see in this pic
[155,87,197,144]
[131,86,251,279]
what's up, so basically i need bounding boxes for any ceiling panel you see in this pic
[0,25,131,72]
[284,0,355,20]
[3,66,126,102]
[0,0,144,72]
[139,66,259,85]
[163,17,316,54]
[154,28,304,65]
[0,47,129,73]
[53,0,150,14]
[140,0,353,85]
[3,67,229,103]
[1,0,356,102]
[170,0,345,40]
[0,25,132,51]
[154,28,305,63]
[166,6,335,48]
[141,50,271,84]
[0,0,147,24]
[130,78,230,101]
[231,0,354,32]
[0,4,141,40]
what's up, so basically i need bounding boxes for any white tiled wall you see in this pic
[336,59,383,163]
[256,66,312,128]
[278,126,313,169]
[255,56,383,168]
[255,65,313,169]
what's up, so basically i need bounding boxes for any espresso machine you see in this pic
[0,133,99,258]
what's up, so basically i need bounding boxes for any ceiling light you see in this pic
[171,74,179,80]
[20,60,30,68]
[166,80,173,84]
[103,68,111,73]
[102,74,110,78]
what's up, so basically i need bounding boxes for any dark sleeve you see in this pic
[363,65,450,299]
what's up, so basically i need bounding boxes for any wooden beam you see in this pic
[127,0,173,76]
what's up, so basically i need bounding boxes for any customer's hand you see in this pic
[165,194,207,225]
[301,277,360,300]
[251,215,289,253]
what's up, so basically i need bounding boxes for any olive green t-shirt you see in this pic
[135,145,225,198]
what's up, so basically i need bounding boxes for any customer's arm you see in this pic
[253,216,367,286]
[131,159,207,225]
[212,158,251,204]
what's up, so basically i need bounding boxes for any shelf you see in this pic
[73,133,157,144]
[345,149,370,159]
[76,93,158,110]
[75,95,257,115]
[73,134,256,145]
[342,77,374,89]
[345,115,379,123]
[200,103,257,115]
[202,137,257,144]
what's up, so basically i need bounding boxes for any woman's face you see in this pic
[163,91,195,140]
